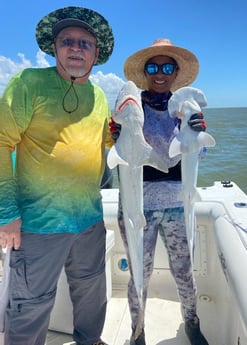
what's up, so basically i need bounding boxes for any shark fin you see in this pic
[129,212,146,230]
[128,139,168,172]
[169,137,182,158]
[147,149,169,172]
[138,212,147,228]
[198,132,216,148]
[107,145,129,169]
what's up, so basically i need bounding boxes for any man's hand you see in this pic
[0,218,21,250]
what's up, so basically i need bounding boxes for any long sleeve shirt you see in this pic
[0,67,113,234]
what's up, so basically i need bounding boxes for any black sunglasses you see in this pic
[57,38,96,51]
[145,63,177,75]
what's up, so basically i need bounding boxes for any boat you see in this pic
[0,180,247,344]
[43,179,247,345]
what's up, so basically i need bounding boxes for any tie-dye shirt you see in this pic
[0,67,113,234]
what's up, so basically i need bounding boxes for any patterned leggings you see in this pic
[118,205,197,330]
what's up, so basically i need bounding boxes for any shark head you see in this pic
[107,80,169,173]
[168,87,207,119]
[112,81,143,127]
[168,86,215,157]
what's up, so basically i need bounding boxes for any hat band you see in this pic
[52,18,95,38]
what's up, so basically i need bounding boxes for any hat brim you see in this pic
[36,6,114,65]
[124,45,199,91]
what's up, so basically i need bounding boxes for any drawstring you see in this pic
[62,77,79,114]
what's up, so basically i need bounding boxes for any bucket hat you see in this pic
[124,38,199,91]
[36,6,114,65]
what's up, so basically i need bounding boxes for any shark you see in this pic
[168,87,216,260]
[107,80,168,337]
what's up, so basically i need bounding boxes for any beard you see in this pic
[65,66,87,78]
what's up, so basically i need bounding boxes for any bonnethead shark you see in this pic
[168,87,216,260]
[107,80,168,338]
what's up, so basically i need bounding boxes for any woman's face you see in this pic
[144,55,178,93]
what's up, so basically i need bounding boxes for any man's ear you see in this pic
[52,43,57,56]
[94,47,100,64]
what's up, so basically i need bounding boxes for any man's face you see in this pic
[53,26,99,80]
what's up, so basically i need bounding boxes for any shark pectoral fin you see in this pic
[139,213,146,228]
[146,149,169,173]
[136,143,168,172]
[130,212,146,230]
[169,137,182,158]
[198,132,216,148]
[107,145,129,169]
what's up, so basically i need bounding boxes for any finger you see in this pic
[0,239,7,249]
[5,237,15,250]
[13,233,21,250]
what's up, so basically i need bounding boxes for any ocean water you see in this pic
[198,107,247,194]
[12,107,246,194]
[111,107,247,195]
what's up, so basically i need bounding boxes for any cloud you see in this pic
[90,71,124,109]
[35,50,50,68]
[0,53,32,92]
[0,50,124,109]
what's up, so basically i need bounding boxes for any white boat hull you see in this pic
[100,181,247,344]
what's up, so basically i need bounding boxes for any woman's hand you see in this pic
[188,112,206,132]
[109,116,121,141]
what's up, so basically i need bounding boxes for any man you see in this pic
[0,6,114,345]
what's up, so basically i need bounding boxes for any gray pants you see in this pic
[118,206,197,331]
[5,221,107,345]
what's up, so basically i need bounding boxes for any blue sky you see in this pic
[0,0,246,108]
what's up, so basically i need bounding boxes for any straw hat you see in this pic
[124,38,199,91]
[36,6,114,65]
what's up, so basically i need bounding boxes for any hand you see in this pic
[0,218,21,250]
[187,112,206,132]
[109,116,121,141]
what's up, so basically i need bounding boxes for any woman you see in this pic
[111,38,209,345]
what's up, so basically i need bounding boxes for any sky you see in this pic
[0,0,247,109]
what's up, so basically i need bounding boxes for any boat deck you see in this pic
[1,256,189,345]
[46,288,188,345]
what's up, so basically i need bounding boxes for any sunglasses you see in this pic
[145,63,177,75]
[57,38,96,51]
